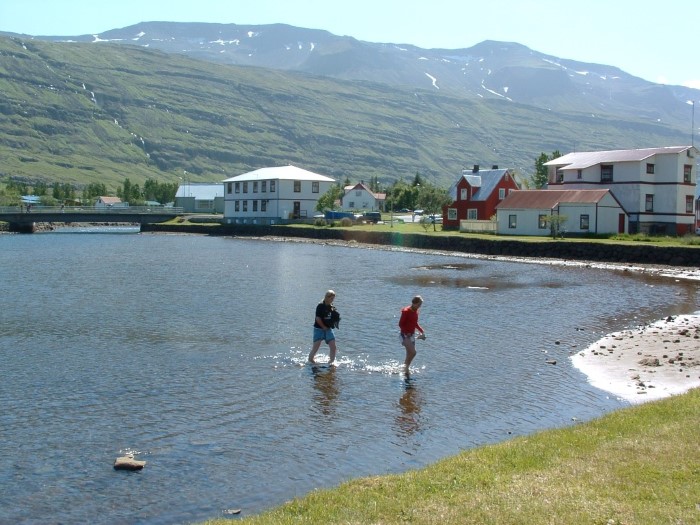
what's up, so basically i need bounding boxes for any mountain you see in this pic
[29,22,698,128]
[0,22,697,192]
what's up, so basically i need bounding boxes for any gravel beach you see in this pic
[571,313,700,404]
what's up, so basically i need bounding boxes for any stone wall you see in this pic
[141,223,700,267]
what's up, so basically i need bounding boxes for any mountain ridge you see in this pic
[0,22,697,193]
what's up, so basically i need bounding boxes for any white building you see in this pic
[175,183,224,213]
[545,146,698,235]
[495,189,627,236]
[222,165,336,224]
[341,182,385,212]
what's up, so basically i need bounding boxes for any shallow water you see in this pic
[1,229,698,523]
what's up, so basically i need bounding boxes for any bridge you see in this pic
[0,205,186,233]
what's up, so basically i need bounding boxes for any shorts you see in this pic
[400,332,415,344]
[313,327,335,343]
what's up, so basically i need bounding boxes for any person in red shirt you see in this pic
[398,295,426,370]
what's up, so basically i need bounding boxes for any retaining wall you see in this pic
[141,223,700,267]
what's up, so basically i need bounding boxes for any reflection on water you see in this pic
[1,232,698,524]
[311,365,339,417]
[395,379,422,436]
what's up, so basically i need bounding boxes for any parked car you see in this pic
[428,214,443,224]
[696,227,700,235]
[413,209,424,216]
[362,211,382,223]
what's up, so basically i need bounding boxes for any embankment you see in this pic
[141,223,700,267]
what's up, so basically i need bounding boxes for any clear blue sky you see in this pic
[1,0,699,89]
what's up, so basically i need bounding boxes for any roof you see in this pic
[175,183,223,199]
[496,189,614,210]
[98,196,122,204]
[544,146,694,171]
[449,168,511,201]
[222,165,335,183]
[343,182,385,200]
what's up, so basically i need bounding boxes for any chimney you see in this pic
[472,164,479,173]
[492,165,498,169]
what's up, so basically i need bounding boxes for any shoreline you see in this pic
[243,235,700,403]
[571,314,700,404]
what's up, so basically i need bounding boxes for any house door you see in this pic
[293,201,301,219]
[618,213,626,234]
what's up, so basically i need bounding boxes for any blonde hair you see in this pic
[325,290,336,298]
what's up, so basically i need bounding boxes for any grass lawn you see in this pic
[203,389,699,525]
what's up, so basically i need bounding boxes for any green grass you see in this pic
[202,389,700,525]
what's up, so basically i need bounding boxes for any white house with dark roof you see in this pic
[545,146,698,235]
[495,189,627,236]
[222,165,336,224]
[341,182,386,212]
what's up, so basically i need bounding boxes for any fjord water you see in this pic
[1,230,698,524]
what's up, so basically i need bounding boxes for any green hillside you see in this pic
[0,36,690,193]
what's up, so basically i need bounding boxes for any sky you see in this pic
[1,0,699,89]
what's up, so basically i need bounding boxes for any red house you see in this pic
[442,165,520,229]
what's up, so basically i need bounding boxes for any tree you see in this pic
[543,213,568,239]
[316,184,344,212]
[386,180,415,211]
[82,182,107,202]
[416,182,452,231]
[532,150,562,189]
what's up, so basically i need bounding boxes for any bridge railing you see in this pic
[0,206,184,214]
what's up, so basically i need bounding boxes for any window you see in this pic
[235,182,240,193]
[645,194,654,212]
[261,181,267,192]
[270,181,276,192]
[686,196,694,213]
[556,169,564,183]
[348,201,355,208]
[577,169,583,179]
[253,200,258,212]
[261,200,267,212]
[580,214,590,230]
[242,200,248,212]
[448,208,457,220]
[243,182,248,193]
[227,182,233,194]
[646,163,655,174]
[253,181,258,193]
[460,188,468,200]
[312,182,319,193]
[601,165,613,182]
[538,214,547,229]
[509,214,517,228]
[498,188,505,199]
[467,209,477,220]
[684,165,692,183]
[294,181,301,192]
[235,200,240,212]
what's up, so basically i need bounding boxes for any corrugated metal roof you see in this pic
[223,165,335,183]
[544,146,692,170]
[496,189,612,210]
[448,168,509,201]
[175,183,223,199]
